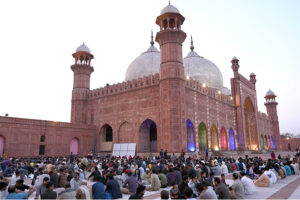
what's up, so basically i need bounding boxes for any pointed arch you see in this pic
[244,97,258,150]
[0,135,5,156]
[118,121,133,143]
[261,134,264,149]
[139,119,157,152]
[99,124,113,152]
[265,135,268,150]
[186,119,196,152]
[220,126,228,150]
[198,122,207,150]
[271,136,275,149]
[210,125,219,151]
[229,128,236,150]
[268,135,271,149]
[70,137,79,155]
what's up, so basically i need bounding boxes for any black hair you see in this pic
[214,177,221,184]
[183,175,189,181]
[108,173,114,180]
[233,173,239,180]
[46,181,54,189]
[161,190,169,199]
[16,179,24,184]
[196,183,203,193]
[8,186,15,193]
[210,172,215,177]
[0,182,8,190]
[240,171,246,176]
[43,177,49,182]
[190,174,196,179]
[136,184,146,194]
[184,187,194,198]
[221,173,225,177]
[95,175,102,182]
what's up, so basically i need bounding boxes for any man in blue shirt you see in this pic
[92,175,105,199]
[6,185,34,199]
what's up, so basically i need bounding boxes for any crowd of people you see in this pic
[0,150,299,199]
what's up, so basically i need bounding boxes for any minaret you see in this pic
[264,89,280,150]
[70,43,94,124]
[155,3,187,152]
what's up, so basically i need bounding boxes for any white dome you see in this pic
[125,45,160,81]
[266,89,275,96]
[222,87,232,96]
[160,4,180,15]
[183,50,223,90]
[76,43,91,53]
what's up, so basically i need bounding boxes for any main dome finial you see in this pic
[190,35,194,51]
[150,30,154,46]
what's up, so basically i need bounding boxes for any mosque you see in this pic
[0,3,282,157]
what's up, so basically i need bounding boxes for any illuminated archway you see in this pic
[198,122,207,150]
[220,127,228,150]
[244,97,258,150]
[268,135,271,149]
[210,125,219,151]
[229,128,236,150]
[271,136,275,149]
[261,134,264,149]
[265,135,268,150]
[187,119,196,152]
[139,119,157,152]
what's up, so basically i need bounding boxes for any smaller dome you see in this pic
[76,43,91,53]
[232,56,238,61]
[250,72,256,76]
[266,89,275,96]
[222,87,232,96]
[160,4,180,15]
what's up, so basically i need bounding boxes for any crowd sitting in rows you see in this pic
[0,150,299,199]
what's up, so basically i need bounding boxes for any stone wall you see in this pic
[280,137,300,151]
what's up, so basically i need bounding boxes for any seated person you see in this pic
[254,170,270,187]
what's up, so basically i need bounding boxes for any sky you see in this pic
[0,0,299,135]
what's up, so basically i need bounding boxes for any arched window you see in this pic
[186,119,196,152]
[40,135,45,142]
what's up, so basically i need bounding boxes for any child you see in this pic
[170,182,180,199]
[220,173,227,185]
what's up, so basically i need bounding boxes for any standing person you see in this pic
[69,152,74,164]
[230,173,245,199]
[160,149,164,159]
[106,173,122,199]
[58,168,67,188]
[164,149,168,159]
[129,184,146,199]
[35,177,49,199]
[214,177,230,199]
[41,182,57,199]
[271,151,276,161]
[50,167,59,188]
[70,172,82,190]
[92,175,105,200]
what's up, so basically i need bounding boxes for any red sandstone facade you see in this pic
[0,4,285,157]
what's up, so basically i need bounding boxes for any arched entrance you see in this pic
[99,124,113,151]
[261,134,264,150]
[198,122,207,150]
[210,125,219,151]
[139,119,157,152]
[220,126,228,150]
[70,138,79,155]
[265,135,268,150]
[186,119,196,152]
[271,136,274,149]
[118,122,133,143]
[0,136,4,156]
[244,97,259,150]
[229,128,236,150]
[268,135,271,149]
